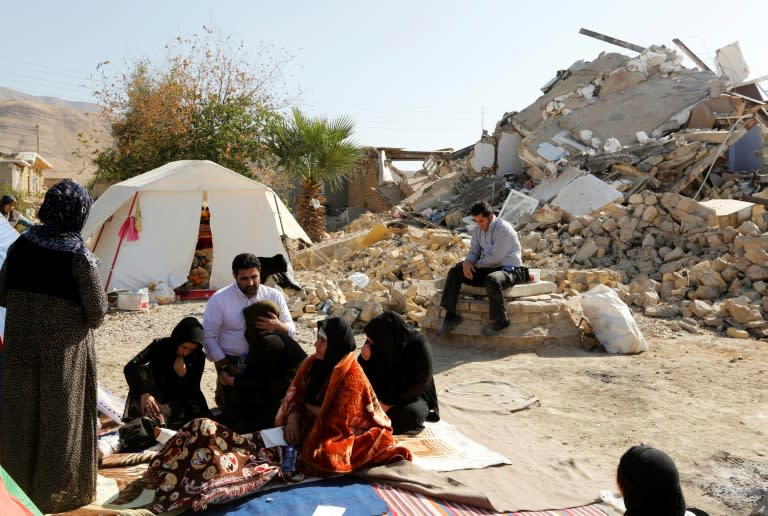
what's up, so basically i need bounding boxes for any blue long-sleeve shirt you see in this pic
[465,216,522,268]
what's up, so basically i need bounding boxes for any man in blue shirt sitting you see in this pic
[437,201,523,337]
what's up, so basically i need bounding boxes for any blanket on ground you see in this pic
[275,352,411,475]
[202,477,388,516]
[437,387,612,512]
[143,418,282,513]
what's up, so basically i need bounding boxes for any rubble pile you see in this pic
[391,45,766,228]
[519,190,768,337]
[290,37,767,344]
[289,214,468,326]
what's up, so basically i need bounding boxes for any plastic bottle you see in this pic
[282,444,297,473]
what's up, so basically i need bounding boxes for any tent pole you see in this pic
[92,222,106,253]
[105,192,139,291]
[271,191,291,260]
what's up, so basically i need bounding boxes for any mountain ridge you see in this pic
[0,86,111,184]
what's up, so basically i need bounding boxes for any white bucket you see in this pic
[116,289,150,311]
[528,268,542,283]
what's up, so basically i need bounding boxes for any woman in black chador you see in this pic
[359,310,439,434]
[124,317,210,429]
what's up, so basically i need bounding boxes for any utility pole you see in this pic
[35,124,40,154]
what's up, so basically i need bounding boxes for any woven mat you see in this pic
[373,482,609,516]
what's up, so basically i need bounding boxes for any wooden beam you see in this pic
[741,196,768,207]
[670,125,748,194]
[672,38,713,72]
[579,28,645,53]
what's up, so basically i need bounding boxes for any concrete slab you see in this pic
[528,165,586,203]
[497,131,524,177]
[715,41,749,84]
[469,141,495,173]
[551,175,623,216]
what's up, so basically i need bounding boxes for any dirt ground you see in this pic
[94,303,767,516]
[427,313,768,515]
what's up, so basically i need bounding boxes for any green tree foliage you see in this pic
[91,27,291,182]
[267,108,362,242]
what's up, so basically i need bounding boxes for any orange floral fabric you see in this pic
[276,352,411,475]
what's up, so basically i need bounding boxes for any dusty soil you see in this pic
[94,297,767,516]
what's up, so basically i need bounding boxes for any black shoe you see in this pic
[436,314,463,336]
[482,318,510,336]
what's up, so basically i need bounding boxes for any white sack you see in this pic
[581,284,648,354]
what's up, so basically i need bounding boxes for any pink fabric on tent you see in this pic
[117,217,139,241]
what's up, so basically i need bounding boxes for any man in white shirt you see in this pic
[203,253,296,409]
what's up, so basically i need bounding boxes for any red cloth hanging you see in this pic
[118,216,139,241]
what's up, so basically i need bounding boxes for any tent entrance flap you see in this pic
[185,204,213,290]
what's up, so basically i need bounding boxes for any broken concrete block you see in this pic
[714,41,749,84]
[642,205,659,223]
[746,265,768,281]
[692,285,720,300]
[469,140,496,173]
[723,297,764,324]
[603,137,622,153]
[358,300,384,323]
[551,175,623,217]
[726,326,750,339]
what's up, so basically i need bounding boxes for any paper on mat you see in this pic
[260,426,287,448]
[312,506,345,516]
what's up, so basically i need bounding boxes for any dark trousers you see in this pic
[214,354,244,413]
[440,262,515,322]
[388,397,428,435]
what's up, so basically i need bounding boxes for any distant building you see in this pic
[0,151,52,195]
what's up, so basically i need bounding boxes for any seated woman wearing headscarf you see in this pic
[218,300,307,432]
[123,317,210,430]
[359,310,440,434]
[617,445,709,516]
[277,316,412,475]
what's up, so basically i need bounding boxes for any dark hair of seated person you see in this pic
[618,445,709,516]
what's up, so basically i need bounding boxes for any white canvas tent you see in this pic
[81,160,311,291]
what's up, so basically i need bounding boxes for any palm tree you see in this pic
[268,108,362,242]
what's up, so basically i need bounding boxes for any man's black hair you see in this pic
[1,194,17,206]
[231,253,261,275]
[469,201,493,217]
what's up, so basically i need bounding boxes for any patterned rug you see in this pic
[373,482,609,516]
[397,420,512,472]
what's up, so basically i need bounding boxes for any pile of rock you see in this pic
[288,215,467,326]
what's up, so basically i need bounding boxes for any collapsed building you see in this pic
[287,32,768,346]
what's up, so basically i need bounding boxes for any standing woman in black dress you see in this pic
[0,180,108,513]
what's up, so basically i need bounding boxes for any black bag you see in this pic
[118,417,162,451]
[513,266,530,284]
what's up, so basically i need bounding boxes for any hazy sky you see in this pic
[3,0,766,152]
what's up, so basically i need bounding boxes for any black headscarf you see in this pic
[363,310,412,371]
[23,179,99,267]
[171,317,205,348]
[304,317,356,405]
[152,317,205,365]
[618,445,687,516]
